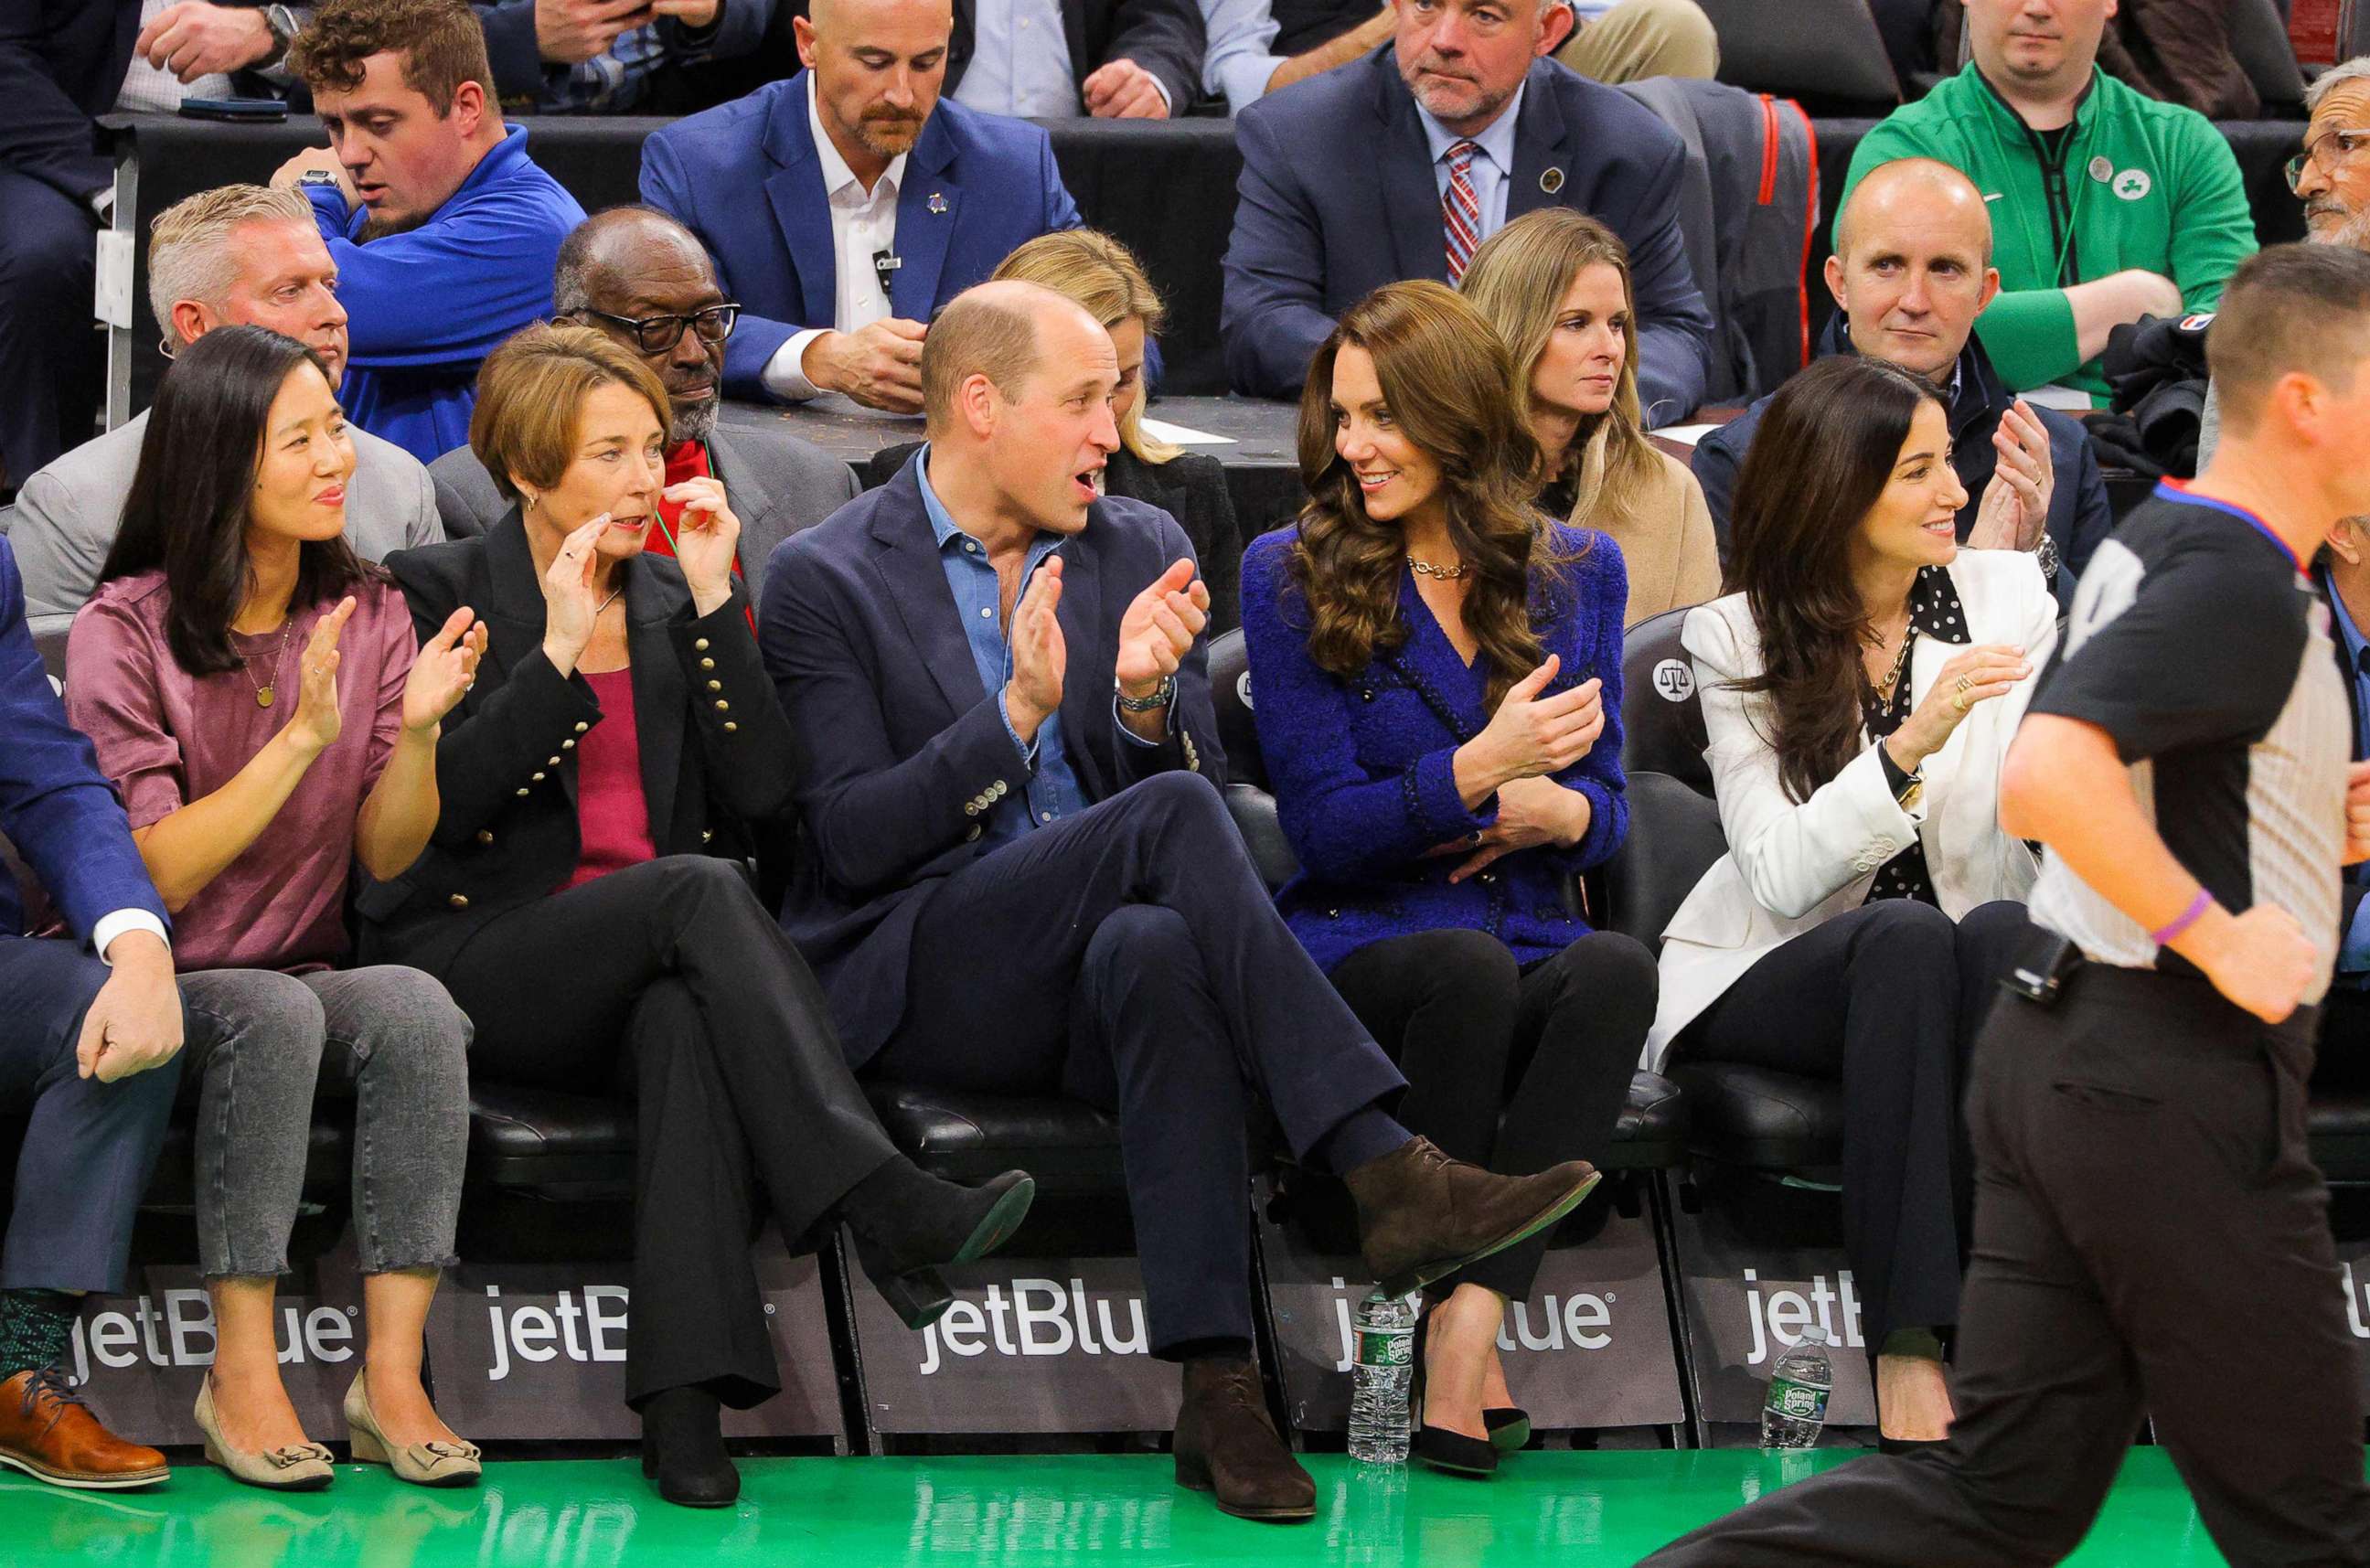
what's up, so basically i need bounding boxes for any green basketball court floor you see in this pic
[0,1445,2280,1565]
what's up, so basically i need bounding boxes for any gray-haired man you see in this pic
[9,183,443,632]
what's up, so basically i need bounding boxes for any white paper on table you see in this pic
[1138,416,1235,447]
[1650,423,1722,447]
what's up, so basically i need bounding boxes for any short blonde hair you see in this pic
[470,323,671,502]
[147,184,315,343]
[990,229,1178,463]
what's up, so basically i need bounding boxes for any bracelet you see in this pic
[2149,889,2214,948]
[1116,676,1175,713]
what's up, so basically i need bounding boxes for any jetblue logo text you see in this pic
[914,1279,1149,1375]
[483,1285,630,1381]
[1742,1268,1864,1366]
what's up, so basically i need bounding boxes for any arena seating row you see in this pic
[97,108,2315,422]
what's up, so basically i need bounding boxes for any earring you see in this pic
[523,492,538,512]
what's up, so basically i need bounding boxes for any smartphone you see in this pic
[177,97,290,123]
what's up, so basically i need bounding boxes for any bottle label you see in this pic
[1358,1328,1412,1370]
[1767,1376,1829,1421]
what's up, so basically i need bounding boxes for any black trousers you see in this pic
[1645,964,2370,1568]
[436,856,902,1409]
[0,937,182,1294]
[1329,927,1655,1299]
[865,773,1407,1357]
[1669,899,2031,1349]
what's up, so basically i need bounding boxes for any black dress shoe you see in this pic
[1483,1408,1532,1452]
[639,1386,739,1509]
[1409,1310,1497,1477]
[848,1169,1036,1330]
[1172,1358,1316,1521]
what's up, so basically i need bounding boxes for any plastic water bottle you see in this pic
[1348,1288,1415,1464]
[1760,1325,1833,1449]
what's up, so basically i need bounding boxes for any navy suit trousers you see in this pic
[0,936,181,1294]
[862,773,1406,1356]
[0,169,103,483]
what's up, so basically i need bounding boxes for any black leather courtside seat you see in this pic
[1617,610,1847,1181]
[2309,1086,2370,1186]
[467,1083,637,1201]
[862,1084,1123,1199]
[1208,628,1688,1168]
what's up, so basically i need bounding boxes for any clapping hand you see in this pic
[1966,400,2054,554]
[283,596,357,756]
[403,606,487,735]
[1116,559,1208,696]
[1005,557,1067,741]
[540,512,614,674]
[662,477,743,617]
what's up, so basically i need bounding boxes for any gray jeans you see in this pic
[178,965,471,1279]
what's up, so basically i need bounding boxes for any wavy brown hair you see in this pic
[1459,208,1659,530]
[1728,355,1944,803]
[1289,281,1557,710]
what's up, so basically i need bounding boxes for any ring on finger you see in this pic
[1955,674,1972,695]
[1951,691,1970,714]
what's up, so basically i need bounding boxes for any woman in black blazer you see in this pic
[870,229,1245,632]
[359,325,1034,1509]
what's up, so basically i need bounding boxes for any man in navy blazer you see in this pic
[0,536,186,1488]
[1221,5,1714,422]
[760,281,1600,1523]
[639,0,1083,411]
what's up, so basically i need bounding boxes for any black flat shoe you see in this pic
[1410,1308,1498,1478]
[849,1170,1037,1330]
[639,1386,738,1509]
[1483,1408,1532,1452]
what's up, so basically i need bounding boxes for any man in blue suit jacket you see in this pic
[640,0,1083,411]
[0,537,185,1488]
[761,280,1601,1523]
[1222,10,1714,422]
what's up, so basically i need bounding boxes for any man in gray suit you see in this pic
[10,184,443,631]
[430,206,859,602]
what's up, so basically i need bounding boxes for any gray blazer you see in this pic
[11,411,444,631]
[427,411,859,605]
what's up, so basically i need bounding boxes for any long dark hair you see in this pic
[1289,281,1564,710]
[1728,355,1943,803]
[101,325,370,677]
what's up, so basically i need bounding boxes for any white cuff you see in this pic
[762,329,827,402]
[1215,53,1285,112]
[91,910,169,963]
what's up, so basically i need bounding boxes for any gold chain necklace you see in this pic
[1407,555,1468,581]
[240,619,294,709]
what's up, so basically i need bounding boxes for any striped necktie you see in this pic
[1443,141,1481,283]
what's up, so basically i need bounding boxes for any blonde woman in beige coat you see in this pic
[1462,208,1722,627]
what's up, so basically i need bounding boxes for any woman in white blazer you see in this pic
[1648,357,2058,1448]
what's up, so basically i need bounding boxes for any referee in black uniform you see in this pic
[1642,245,2370,1567]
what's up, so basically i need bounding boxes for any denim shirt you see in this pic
[915,449,1092,849]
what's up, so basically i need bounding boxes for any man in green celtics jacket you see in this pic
[1839,0,2258,404]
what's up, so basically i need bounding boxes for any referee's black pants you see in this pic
[1644,964,2370,1568]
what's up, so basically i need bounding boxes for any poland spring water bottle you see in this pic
[1348,1288,1415,1464]
[1760,1325,1833,1448]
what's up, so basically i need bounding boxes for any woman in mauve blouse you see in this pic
[69,327,485,1491]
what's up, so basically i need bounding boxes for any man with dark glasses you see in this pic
[427,206,860,609]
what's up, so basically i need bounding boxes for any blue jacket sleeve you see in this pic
[471,2,550,99]
[759,546,1032,893]
[1221,104,1340,399]
[1551,543,1629,873]
[1238,537,1492,880]
[309,187,562,369]
[0,539,165,944]
[1043,134,1084,233]
[1619,134,1713,427]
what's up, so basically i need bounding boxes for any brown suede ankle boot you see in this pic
[1343,1136,1601,1297]
[1172,1357,1316,1522]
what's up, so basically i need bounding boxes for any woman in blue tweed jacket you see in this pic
[1239,282,1657,1477]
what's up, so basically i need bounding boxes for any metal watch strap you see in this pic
[1116,676,1175,712]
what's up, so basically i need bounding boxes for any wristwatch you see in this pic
[262,4,302,65]
[296,167,345,194]
[1116,675,1176,713]
[2033,531,2060,586]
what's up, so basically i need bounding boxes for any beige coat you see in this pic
[1578,447,1724,628]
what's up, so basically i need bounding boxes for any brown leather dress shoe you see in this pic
[0,1368,168,1489]
[1343,1136,1601,1297]
[1172,1358,1316,1522]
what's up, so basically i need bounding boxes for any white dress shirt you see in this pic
[91,911,170,961]
[953,0,1084,117]
[1200,0,1284,113]
[762,75,912,402]
[115,0,234,111]
[1415,81,1525,242]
